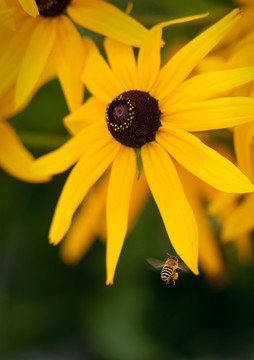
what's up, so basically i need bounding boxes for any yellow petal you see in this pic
[152,9,242,99]
[104,37,137,90]
[0,121,50,183]
[106,146,136,284]
[137,26,161,91]
[33,121,109,175]
[18,0,39,17]
[141,142,199,274]
[15,17,56,109]
[234,124,254,182]
[163,97,254,131]
[157,127,254,193]
[152,13,209,31]
[82,37,123,103]
[222,193,254,239]
[54,16,85,112]
[68,0,148,47]
[49,140,120,245]
[163,67,254,106]
[60,175,108,264]
[0,7,16,30]
[64,96,106,135]
[0,18,34,96]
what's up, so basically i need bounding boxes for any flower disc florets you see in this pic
[35,0,71,17]
[106,90,161,148]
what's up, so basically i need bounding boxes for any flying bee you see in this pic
[147,255,189,285]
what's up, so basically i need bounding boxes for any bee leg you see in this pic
[172,272,178,286]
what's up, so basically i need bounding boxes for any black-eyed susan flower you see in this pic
[34,10,254,284]
[1,0,148,111]
[0,0,206,112]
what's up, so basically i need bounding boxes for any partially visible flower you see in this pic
[208,127,254,265]
[33,10,254,284]
[210,192,253,264]
[0,0,207,112]
[219,123,254,241]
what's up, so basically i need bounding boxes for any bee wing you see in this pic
[177,262,189,272]
[146,258,165,270]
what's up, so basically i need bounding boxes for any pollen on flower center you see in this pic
[35,0,71,17]
[106,90,161,148]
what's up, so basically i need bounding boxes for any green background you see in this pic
[1,0,254,359]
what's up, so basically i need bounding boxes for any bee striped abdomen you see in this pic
[161,265,173,282]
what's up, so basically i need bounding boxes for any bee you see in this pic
[147,255,189,285]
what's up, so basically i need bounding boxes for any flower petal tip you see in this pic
[106,280,113,286]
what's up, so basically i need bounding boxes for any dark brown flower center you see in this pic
[35,0,71,17]
[106,90,161,148]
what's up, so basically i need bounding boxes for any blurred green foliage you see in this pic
[1,0,254,359]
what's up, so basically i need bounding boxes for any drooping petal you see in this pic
[49,140,120,244]
[64,96,106,135]
[18,0,39,17]
[141,142,199,274]
[162,97,254,131]
[104,37,137,90]
[33,121,109,175]
[15,17,56,109]
[82,37,123,103]
[222,193,254,239]
[68,0,148,47]
[60,175,108,264]
[0,121,50,183]
[157,127,254,193]
[53,16,85,112]
[163,66,254,106]
[152,9,242,99]
[106,146,137,284]
[137,26,162,91]
[234,124,254,182]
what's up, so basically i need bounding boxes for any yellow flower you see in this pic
[34,10,254,284]
[0,86,50,183]
[0,0,206,112]
[210,192,254,264]
[1,0,152,111]
[208,129,254,264]
[217,123,254,241]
